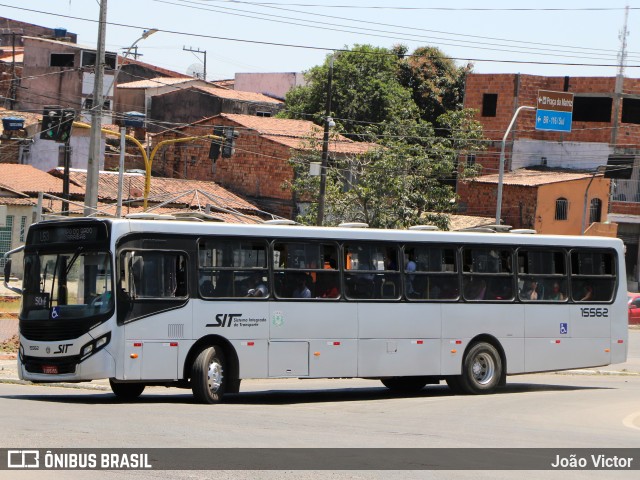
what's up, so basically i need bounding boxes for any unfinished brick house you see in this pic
[462,73,640,288]
[150,113,376,218]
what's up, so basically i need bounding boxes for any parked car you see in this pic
[628,293,640,324]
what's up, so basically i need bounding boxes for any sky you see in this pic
[1,0,640,81]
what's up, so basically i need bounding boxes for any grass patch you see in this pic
[0,298,20,313]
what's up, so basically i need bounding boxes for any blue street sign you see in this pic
[535,109,572,132]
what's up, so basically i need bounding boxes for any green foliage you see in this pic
[285,111,485,230]
[280,43,484,230]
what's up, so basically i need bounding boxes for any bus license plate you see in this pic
[42,365,58,374]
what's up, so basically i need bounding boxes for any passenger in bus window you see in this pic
[292,274,311,299]
[520,280,539,300]
[246,273,268,297]
[580,283,594,302]
[549,282,566,301]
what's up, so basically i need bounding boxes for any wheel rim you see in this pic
[207,359,223,393]
[471,352,495,385]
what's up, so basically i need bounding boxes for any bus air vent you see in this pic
[510,229,537,234]
[338,222,369,228]
[263,219,297,225]
[408,225,439,231]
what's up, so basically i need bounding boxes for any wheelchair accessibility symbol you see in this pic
[560,323,568,334]
[51,307,60,319]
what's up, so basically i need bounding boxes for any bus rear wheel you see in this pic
[459,342,502,394]
[109,379,145,400]
[381,376,428,392]
[191,345,226,404]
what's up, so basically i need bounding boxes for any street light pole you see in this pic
[495,105,535,225]
[316,54,334,226]
[84,0,108,216]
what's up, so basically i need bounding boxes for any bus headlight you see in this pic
[80,333,111,360]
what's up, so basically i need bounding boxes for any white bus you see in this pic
[4,217,628,403]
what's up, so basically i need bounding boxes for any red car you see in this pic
[628,293,640,325]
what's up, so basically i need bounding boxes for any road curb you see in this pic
[0,378,110,391]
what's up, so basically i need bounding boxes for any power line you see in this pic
[1,3,638,68]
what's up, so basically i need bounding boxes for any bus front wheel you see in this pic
[459,342,502,394]
[109,379,145,400]
[191,345,226,404]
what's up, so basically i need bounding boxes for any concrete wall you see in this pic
[512,139,612,171]
[18,38,85,113]
[234,72,305,100]
[148,89,282,133]
[535,178,610,235]
[29,127,105,172]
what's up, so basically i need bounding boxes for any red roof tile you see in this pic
[117,77,203,89]
[467,169,595,187]
[216,114,377,155]
[49,169,260,213]
[191,85,282,104]
[0,164,84,196]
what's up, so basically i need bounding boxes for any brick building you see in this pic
[458,168,610,235]
[463,73,640,287]
[151,113,376,218]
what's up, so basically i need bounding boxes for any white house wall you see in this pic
[29,134,105,173]
[512,139,612,171]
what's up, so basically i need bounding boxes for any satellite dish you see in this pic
[186,63,205,80]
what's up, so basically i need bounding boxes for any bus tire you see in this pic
[381,376,428,392]
[109,379,145,400]
[191,345,226,404]
[459,342,502,394]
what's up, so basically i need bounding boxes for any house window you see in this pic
[50,53,75,67]
[573,96,612,122]
[482,94,498,117]
[256,111,272,117]
[555,198,569,221]
[622,98,640,124]
[466,154,476,168]
[589,198,602,223]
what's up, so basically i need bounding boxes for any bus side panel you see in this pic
[309,339,358,377]
[357,303,441,339]
[267,302,358,378]
[356,303,441,377]
[357,339,440,377]
[268,302,358,339]
[441,304,524,339]
[231,340,268,379]
[525,337,610,372]
[123,303,193,380]
[611,283,629,365]
[192,301,269,340]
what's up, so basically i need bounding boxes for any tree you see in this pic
[282,44,471,137]
[396,45,472,125]
[285,110,484,230]
[282,45,418,138]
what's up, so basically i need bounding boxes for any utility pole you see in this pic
[9,32,17,109]
[85,0,108,216]
[183,46,207,80]
[316,55,334,226]
[611,5,629,146]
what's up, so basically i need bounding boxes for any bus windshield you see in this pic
[21,249,114,321]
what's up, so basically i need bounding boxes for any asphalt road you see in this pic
[1,330,639,480]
